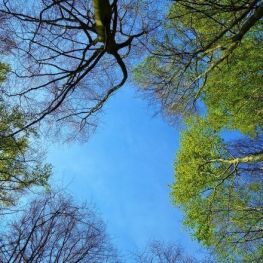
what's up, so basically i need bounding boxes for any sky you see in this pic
[47,83,208,261]
[0,0,207,260]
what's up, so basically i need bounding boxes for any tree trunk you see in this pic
[210,153,263,165]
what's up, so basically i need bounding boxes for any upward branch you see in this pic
[232,1,263,42]
[210,152,263,165]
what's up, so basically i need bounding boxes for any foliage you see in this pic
[134,0,262,122]
[171,118,263,262]
[204,30,263,135]
[0,62,9,82]
[0,63,51,207]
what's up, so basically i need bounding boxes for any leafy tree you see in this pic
[134,0,262,119]
[0,192,119,262]
[171,118,263,262]
[0,63,51,207]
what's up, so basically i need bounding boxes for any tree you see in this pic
[171,118,263,262]
[134,241,200,263]
[0,192,120,263]
[0,0,158,139]
[0,63,51,207]
[134,0,262,119]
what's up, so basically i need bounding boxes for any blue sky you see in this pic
[47,83,208,261]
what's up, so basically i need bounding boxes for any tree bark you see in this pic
[232,1,263,42]
[210,153,263,164]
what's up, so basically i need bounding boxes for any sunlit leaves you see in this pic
[204,30,263,135]
[171,117,263,261]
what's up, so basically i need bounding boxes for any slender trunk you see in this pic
[210,153,263,164]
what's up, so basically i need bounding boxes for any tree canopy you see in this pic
[134,0,263,121]
[172,118,263,262]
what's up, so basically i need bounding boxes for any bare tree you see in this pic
[133,240,208,263]
[0,192,120,262]
[0,0,158,140]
